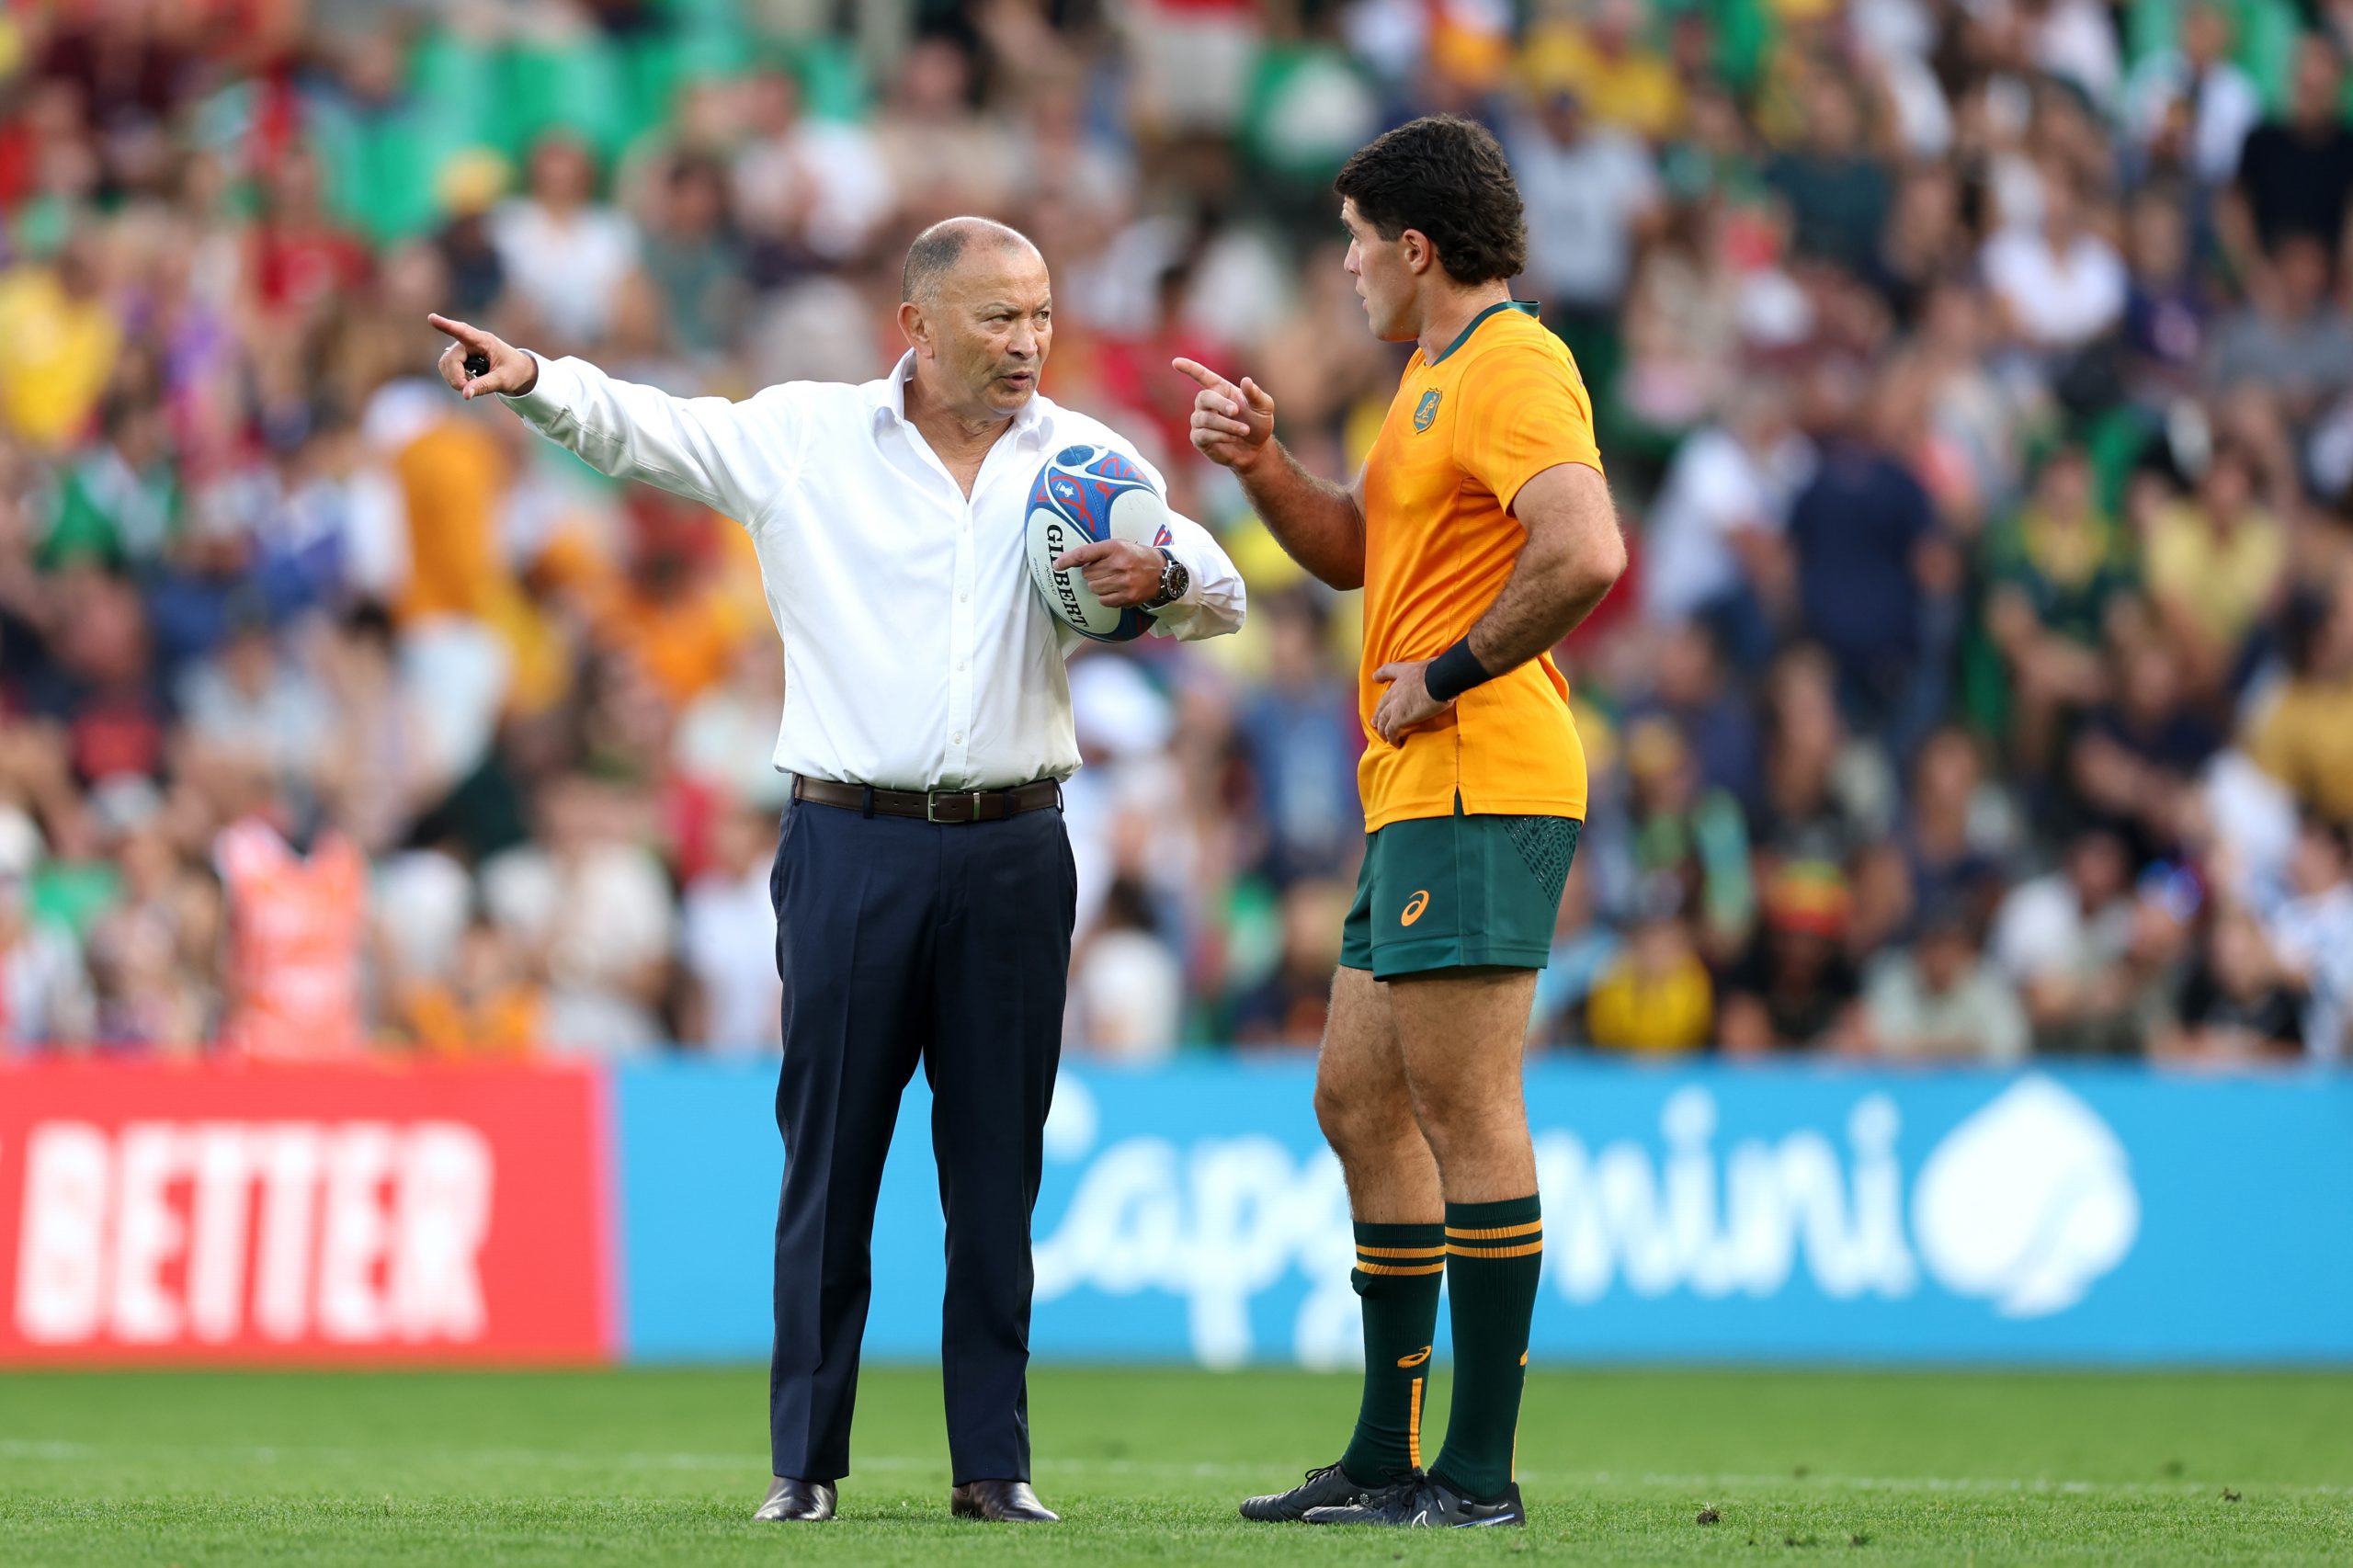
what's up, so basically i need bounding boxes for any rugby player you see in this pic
[1178,114,1625,1529]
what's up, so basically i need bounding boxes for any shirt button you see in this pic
[950,731,963,744]
[956,660,967,673]
[960,591,970,603]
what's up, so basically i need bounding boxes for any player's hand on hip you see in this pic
[1052,538,1162,608]
[1173,358,1274,473]
[1370,660,1449,745]
[428,313,538,400]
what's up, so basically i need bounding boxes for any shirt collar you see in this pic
[1429,300,1541,365]
[869,350,1052,448]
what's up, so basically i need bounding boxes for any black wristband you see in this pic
[1424,636,1495,704]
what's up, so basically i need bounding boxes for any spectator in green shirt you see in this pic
[1984,446,2140,767]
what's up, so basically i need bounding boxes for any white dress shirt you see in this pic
[506,350,1245,790]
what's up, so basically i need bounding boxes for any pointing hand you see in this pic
[1172,358,1275,474]
[428,313,537,400]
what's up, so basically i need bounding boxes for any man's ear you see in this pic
[1399,228,1437,278]
[898,299,930,356]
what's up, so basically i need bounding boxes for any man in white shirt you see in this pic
[681,800,785,1055]
[1981,170,2127,353]
[487,136,642,350]
[1861,905,2029,1064]
[1507,87,1659,323]
[2267,816,2353,1061]
[2124,2,2262,187]
[1639,381,1810,632]
[1988,829,2138,1052]
[429,218,1245,1525]
[731,64,895,264]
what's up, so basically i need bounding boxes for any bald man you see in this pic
[432,220,1245,1525]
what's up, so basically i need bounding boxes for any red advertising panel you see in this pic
[0,1061,614,1364]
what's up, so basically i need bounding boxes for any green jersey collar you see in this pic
[1430,300,1540,365]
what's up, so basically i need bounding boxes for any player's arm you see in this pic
[429,312,796,526]
[1173,357,1367,590]
[1370,462,1625,744]
[1367,346,1624,744]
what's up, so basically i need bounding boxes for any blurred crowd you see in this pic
[3,0,2352,1067]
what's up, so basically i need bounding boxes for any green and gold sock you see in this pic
[1337,1221,1445,1487]
[1427,1195,1542,1502]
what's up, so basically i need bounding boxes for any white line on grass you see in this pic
[2,1438,2345,1500]
[1618,1471,2353,1500]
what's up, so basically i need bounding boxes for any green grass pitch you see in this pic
[1,1366,2348,1564]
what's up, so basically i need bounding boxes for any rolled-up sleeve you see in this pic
[504,352,805,529]
[1150,507,1248,642]
[1093,426,1247,643]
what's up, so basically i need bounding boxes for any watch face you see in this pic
[1142,549,1184,609]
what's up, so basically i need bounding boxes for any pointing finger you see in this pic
[1171,357,1236,395]
[426,312,493,350]
[1051,540,1115,571]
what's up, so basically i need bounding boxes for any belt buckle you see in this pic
[927,789,984,824]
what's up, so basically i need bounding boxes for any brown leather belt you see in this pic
[790,773,1063,824]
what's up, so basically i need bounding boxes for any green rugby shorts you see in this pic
[1339,798,1581,979]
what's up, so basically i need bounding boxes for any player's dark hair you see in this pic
[1335,115,1528,286]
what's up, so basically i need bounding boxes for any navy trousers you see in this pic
[767,794,1074,1486]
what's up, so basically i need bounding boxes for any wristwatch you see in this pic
[1143,547,1189,610]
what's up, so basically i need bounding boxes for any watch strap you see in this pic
[1145,546,1188,610]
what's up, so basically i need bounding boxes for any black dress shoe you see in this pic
[950,1479,1060,1522]
[753,1476,837,1521]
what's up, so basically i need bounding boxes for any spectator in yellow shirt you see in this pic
[2245,580,2353,825]
[0,231,119,452]
[2143,443,2286,693]
[1586,881,1713,1053]
[399,918,546,1061]
[1521,0,1686,141]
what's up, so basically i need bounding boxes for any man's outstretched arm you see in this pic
[429,312,799,528]
[1175,356,1367,591]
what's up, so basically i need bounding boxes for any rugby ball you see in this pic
[1025,443,1173,643]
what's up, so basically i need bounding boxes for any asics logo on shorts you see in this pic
[1401,890,1430,926]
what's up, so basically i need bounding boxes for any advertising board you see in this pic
[0,1061,614,1363]
[616,1060,2353,1365]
